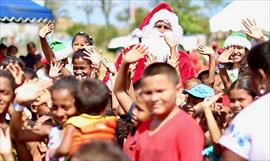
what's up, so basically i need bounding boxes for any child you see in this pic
[135,63,204,161]
[50,78,117,159]
[10,76,78,161]
[0,70,16,161]
[182,83,215,116]
[113,44,150,159]
[71,140,128,161]
[72,49,100,80]
[220,40,270,160]
[228,75,256,116]
[218,32,251,89]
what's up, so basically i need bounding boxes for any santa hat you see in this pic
[49,40,72,61]
[138,2,183,44]
[223,32,251,50]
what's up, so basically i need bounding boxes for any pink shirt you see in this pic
[135,110,204,161]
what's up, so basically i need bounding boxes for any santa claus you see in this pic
[103,2,195,84]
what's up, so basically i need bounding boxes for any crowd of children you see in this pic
[0,2,269,161]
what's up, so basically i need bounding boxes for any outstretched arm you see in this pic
[197,45,216,86]
[113,44,148,113]
[39,21,56,62]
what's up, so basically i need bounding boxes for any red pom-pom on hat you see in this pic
[138,2,174,30]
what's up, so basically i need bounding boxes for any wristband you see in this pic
[218,64,230,69]
[13,103,24,112]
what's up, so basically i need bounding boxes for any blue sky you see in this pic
[60,1,153,27]
[34,0,230,28]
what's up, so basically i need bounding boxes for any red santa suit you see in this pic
[103,3,195,85]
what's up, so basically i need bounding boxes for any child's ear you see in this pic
[176,83,183,93]
[30,104,37,113]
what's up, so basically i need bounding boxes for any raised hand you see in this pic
[49,61,63,79]
[102,56,117,76]
[122,44,148,64]
[0,127,13,156]
[218,47,234,64]
[15,79,53,105]
[197,45,215,56]
[145,54,157,67]
[242,18,264,40]
[6,63,25,86]
[167,52,179,69]
[164,35,177,49]
[83,46,102,67]
[32,89,52,107]
[39,21,54,38]
[194,93,223,112]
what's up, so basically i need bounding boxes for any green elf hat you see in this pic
[223,32,251,50]
[49,40,72,61]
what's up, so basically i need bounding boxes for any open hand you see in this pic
[194,93,223,112]
[197,45,215,56]
[39,21,54,38]
[123,44,148,64]
[49,61,63,79]
[32,89,52,107]
[6,63,25,86]
[15,79,53,105]
[145,54,157,67]
[218,47,234,64]
[167,52,179,69]
[83,46,102,67]
[242,18,264,40]
[164,36,177,49]
[102,56,117,76]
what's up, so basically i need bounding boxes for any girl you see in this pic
[218,32,251,89]
[0,70,16,161]
[10,76,79,161]
[50,78,117,159]
[220,40,270,161]
[39,22,101,80]
[72,49,100,80]
[228,75,256,116]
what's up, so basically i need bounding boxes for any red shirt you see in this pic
[135,110,204,161]
[103,46,195,85]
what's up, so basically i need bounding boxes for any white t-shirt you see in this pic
[220,93,270,160]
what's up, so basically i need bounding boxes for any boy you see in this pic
[135,63,204,161]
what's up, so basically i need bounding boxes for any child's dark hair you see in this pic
[23,67,38,80]
[0,70,16,91]
[247,41,270,75]
[142,63,179,85]
[229,75,257,98]
[75,78,110,115]
[72,32,93,46]
[197,70,209,84]
[0,55,24,68]
[50,76,79,97]
[27,42,36,48]
[71,140,128,161]
[72,49,91,64]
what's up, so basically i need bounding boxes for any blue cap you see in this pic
[183,84,215,99]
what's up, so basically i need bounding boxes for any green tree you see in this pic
[44,0,62,24]
[147,0,227,35]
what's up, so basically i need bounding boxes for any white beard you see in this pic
[141,28,176,62]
